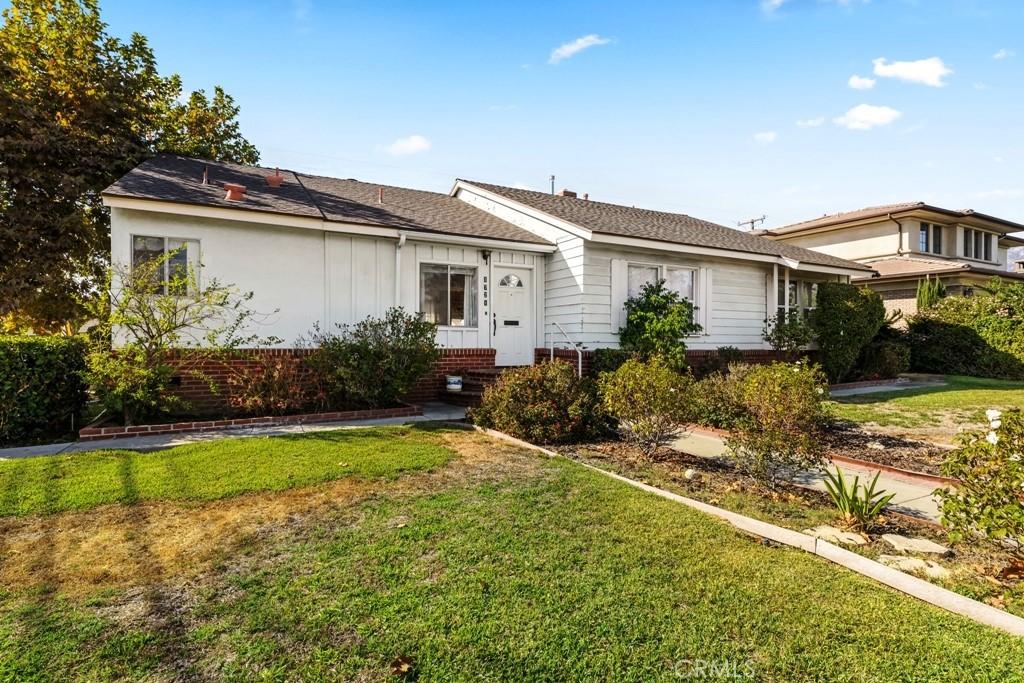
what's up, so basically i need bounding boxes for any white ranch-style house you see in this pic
[102,155,870,397]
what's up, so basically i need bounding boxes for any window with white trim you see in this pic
[777,279,818,319]
[626,263,696,303]
[419,264,478,327]
[131,235,200,295]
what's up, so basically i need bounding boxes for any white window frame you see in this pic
[625,261,699,304]
[417,261,479,330]
[130,234,201,296]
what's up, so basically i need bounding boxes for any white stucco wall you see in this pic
[778,221,901,261]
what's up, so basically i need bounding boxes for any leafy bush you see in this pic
[693,363,755,430]
[591,347,631,375]
[907,280,1024,380]
[0,335,87,445]
[811,283,885,383]
[469,361,606,444]
[618,280,702,371]
[598,356,696,455]
[823,468,895,531]
[726,361,831,488]
[304,308,440,409]
[938,409,1024,559]
[855,340,911,380]
[226,352,311,416]
[86,255,268,425]
[762,311,815,361]
[916,276,946,311]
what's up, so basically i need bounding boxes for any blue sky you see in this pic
[96,1,1024,234]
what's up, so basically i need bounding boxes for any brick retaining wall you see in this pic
[535,347,801,376]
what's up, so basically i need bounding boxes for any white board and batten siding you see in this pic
[586,246,770,350]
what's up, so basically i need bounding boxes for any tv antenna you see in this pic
[737,215,766,231]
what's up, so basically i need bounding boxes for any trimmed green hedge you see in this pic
[0,336,88,445]
[811,283,885,383]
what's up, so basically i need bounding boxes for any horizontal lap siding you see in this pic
[544,236,585,345]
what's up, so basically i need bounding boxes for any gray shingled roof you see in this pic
[104,155,552,246]
[462,181,873,272]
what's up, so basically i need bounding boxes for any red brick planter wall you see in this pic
[405,348,498,403]
[535,347,806,376]
[79,403,422,441]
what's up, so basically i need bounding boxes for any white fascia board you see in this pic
[788,261,875,277]
[452,181,593,240]
[399,230,556,253]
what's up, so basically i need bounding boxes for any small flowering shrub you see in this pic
[226,353,311,416]
[726,361,831,488]
[598,356,696,456]
[938,409,1024,559]
[762,311,814,361]
[692,363,755,430]
[469,361,606,444]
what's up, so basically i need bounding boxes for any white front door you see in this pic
[491,266,533,366]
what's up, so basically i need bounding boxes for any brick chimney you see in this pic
[558,188,577,198]
[223,183,247,201]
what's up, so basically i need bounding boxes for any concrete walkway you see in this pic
[672,430,942,523]
[0,403,467,460]
[829,380,946,398]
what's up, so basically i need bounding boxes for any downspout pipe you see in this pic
[890,212,906,256]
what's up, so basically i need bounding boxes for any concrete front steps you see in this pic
[441,367,505,407]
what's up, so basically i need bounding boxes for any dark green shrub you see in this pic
[907,280,1024,379]
[811,283,885,383]
[856,340,911,380]
[726,361,831,488]
[916,276,946,311]
[693,363,755,430]
[598,356,696,455]
[305,308,440,409]
[469,361,606,444]
[591,347,631,376]
[619,280,702,371]
[0,335,87,445]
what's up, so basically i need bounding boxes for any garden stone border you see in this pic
[473,426,1024,638]
[79,403,422,441]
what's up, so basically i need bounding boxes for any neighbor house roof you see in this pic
[856,256,1024,282]
[103,155,552,246]
[459,181,874,272]
[764,202,1024,237]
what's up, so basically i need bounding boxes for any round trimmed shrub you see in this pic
[811,283,885,383]
[469,361,606,444]
[599,356,696,455]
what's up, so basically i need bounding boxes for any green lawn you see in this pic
[831,375,1024,442]
[2,427,1024,680]
[0,426,453,516]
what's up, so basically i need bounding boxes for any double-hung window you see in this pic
[626,263,696,303]
[131,235,200,295]
[420,264,478,327]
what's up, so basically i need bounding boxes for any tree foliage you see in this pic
[762,310,815,361]
[618,279,702,371]
[0,0,258,329]
[916,276,946,312]
[810,283,885,383]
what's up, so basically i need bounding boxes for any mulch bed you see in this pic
[825,422,950,476]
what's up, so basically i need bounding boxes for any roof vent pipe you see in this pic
[378,187,385,204]
[266,167,284,188]
[202,166,209,185]
[223,183,246,201]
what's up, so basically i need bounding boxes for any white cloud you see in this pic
[753,131,778,144]
[760,0,789,11]
[796,117,825,128]
[549,34,611,65]
[872,57,953,87]
[833,104,902,130]
[385,134,431,156]
[847,74,876,90]
[993,48,1015,60]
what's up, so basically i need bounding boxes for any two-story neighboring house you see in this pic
[758,203,1024,316]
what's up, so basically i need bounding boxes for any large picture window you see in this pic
[627,263,696,302]
[131,235,200,295]
[420,264,478,327]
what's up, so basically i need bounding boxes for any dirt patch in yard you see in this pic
[0,430,541,599]
[825,423,951,476]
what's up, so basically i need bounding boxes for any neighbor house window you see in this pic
[420,264,477,327]
[919,223,943,255]
[963,228,994,262]
[131,235,199,295]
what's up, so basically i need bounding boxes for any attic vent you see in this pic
[558,189,577,198]
[223,183,247,201]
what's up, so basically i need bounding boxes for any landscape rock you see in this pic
[683,468,699,481]
[866,441,886,451]
[881,534,951,556]
[803,525,868,546]
[878,554,951,579]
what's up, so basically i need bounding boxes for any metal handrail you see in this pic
[549,321,584,376]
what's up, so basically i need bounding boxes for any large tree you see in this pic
[0,0,259,331]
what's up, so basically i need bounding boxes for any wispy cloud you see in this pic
[872,57,952,87]
[753,131,778,144]
[796,117,825,128]
[760,0,789,12]
[834,104,902,130]
[549,34,611,64]
[848,74,876,90]
[385,134,431,156]
[993,48,1015,60]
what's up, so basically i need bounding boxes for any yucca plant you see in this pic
[823,467,896,531]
